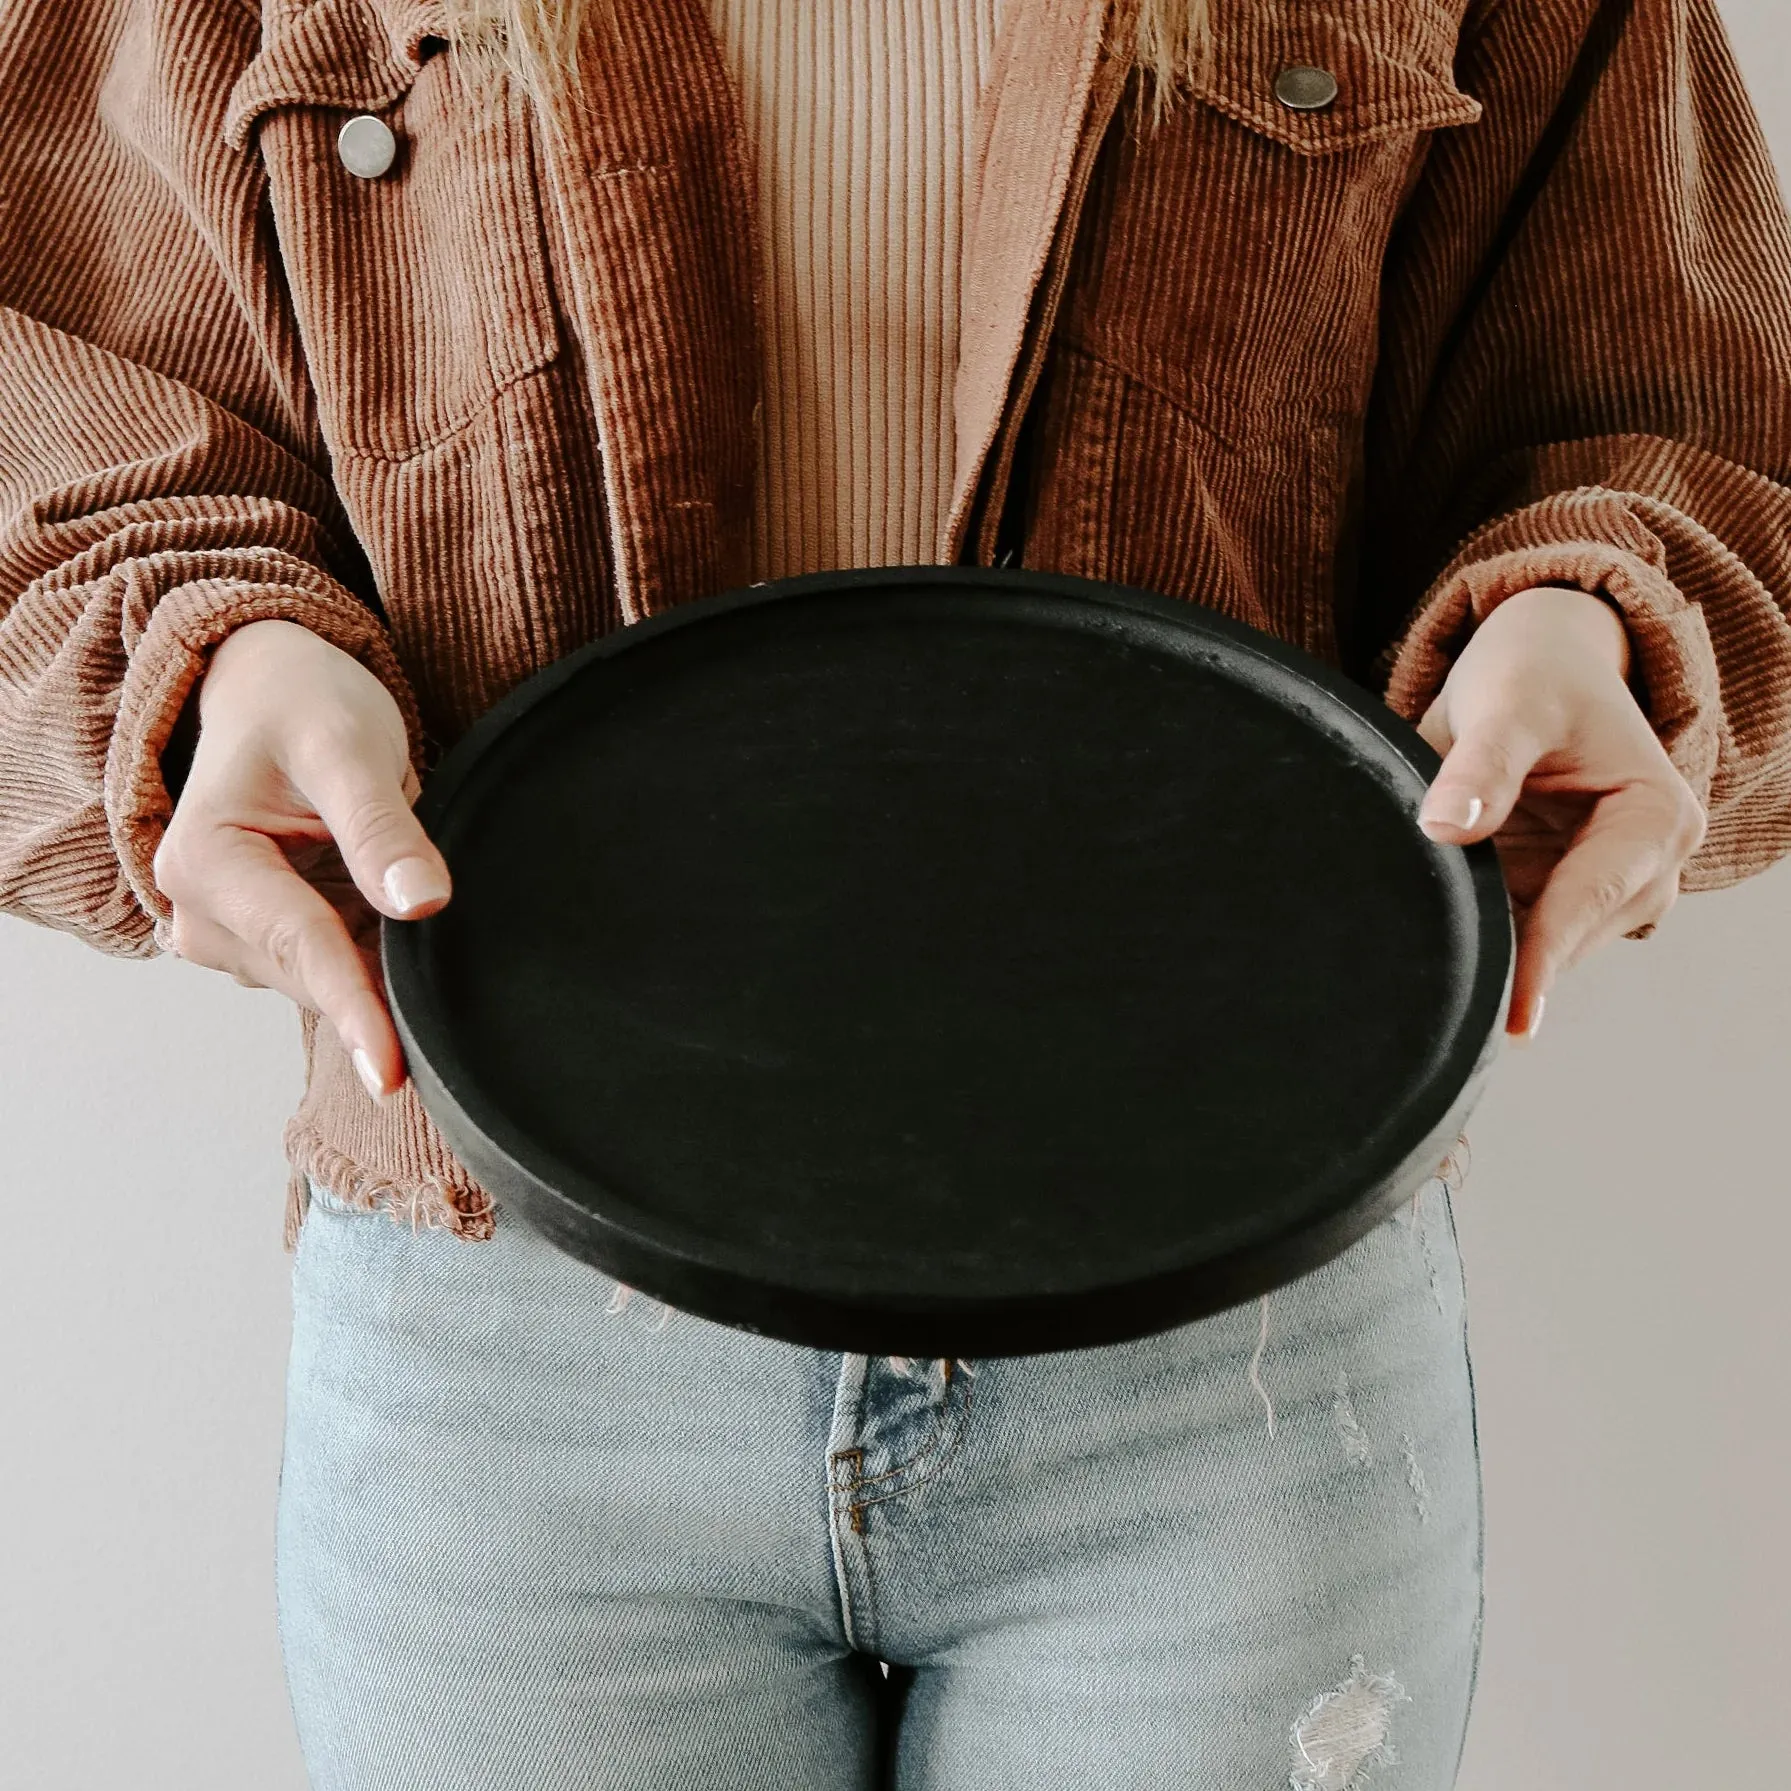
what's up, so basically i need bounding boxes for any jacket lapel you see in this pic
[947,0,1136,562]
[526,0,760,618]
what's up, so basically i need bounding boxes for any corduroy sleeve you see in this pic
[1365,0,1791,896]
[0,6,424,958]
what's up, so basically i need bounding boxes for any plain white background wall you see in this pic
[2,6,1787,1785]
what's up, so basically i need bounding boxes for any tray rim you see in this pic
[381,565,1515,1352]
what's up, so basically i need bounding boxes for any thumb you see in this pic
[304,747,452,921]
[1418,727,1537,843]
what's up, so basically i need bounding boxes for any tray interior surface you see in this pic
[404,584,1485,1302]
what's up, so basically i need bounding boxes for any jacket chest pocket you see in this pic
[224,0,563,460]
[1059,0,1484,422]
[1188,0,1483,153]
[1024,0,1484,654]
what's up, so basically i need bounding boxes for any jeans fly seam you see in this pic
[840,1374,971,1491]
[846,1377,976,1513]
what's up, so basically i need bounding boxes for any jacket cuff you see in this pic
[104,574,426,935]
[1379,536,1721,803]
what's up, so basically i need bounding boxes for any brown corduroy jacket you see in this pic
[3,0,1789,1248]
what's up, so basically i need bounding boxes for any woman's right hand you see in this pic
[151,618,451,1101]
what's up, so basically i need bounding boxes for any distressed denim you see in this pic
[277,1171,1483,1790]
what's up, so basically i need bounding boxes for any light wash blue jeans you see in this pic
[277,1170,1483,1789]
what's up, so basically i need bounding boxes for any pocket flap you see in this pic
[1189,3,1484,154]
[224,0,447,152]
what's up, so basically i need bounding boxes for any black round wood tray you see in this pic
[383,567,1513,1356]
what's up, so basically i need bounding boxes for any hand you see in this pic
[1411,586,1708,1042]
[151,619,452,1099]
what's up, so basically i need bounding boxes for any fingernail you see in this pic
[1514,994,1546,1047]
[384,856,449,915]
[1422,793,1484,834]
[352,1047,387,1101]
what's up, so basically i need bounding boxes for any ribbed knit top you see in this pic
[705,0,1005,580]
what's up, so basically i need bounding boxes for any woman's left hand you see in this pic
[1410,585,1709,1043]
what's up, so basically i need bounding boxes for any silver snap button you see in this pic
[1273,65,1339,111]
[337,114,397,179]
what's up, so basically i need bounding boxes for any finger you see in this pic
[197,826,409,1096]
[1510,789,1677,1007]
[288,724,451,923]
[1507,863,1680,1040]
[356,935,384,993]
[1418,721,1545,843]
[1544,846,1683,974]
[166,904,264,982]
[282,836,384,955]
[164,907,276,993]
[1412,695,1453,761]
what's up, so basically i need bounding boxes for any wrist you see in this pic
[198,618,326,717]
[1486,584,1632,683]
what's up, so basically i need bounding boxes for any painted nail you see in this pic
[383,856,449,915]
[352,1047,386,1100]
[1513,994,1546,1047]
[1422,793,1484,834]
